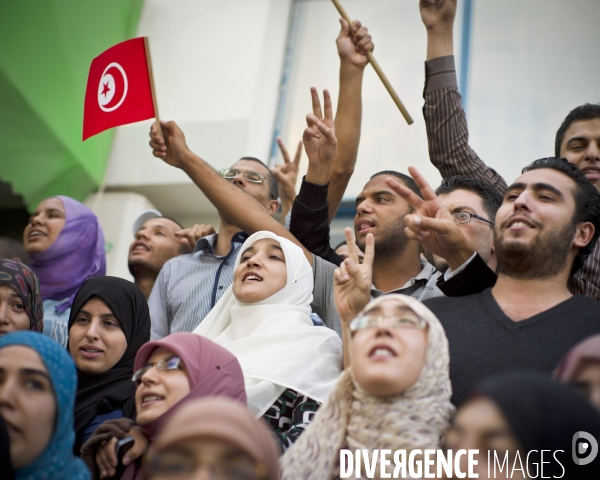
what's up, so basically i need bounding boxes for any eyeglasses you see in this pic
[219,169,266,184]
[452,212,494,226]
[145,452,268,480]
[219,169,276,200]
[349,314,427,333]
[132,356,183,385]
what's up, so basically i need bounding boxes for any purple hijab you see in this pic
[29,196,106,314]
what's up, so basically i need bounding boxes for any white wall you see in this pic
[467,0,600,183]
[102,0,600,250]
[105,0,293,222]
[277,0,600,202]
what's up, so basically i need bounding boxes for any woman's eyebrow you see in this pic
[20,368,51,381]
[77,309,116,319]
[45,208,65,216]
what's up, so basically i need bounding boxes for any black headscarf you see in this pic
[475,371,600,479]
[0,414,15,480]
[67,277,150,454]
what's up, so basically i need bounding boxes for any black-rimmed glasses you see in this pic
[452,212,494,226]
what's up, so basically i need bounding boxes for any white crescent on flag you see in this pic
[97,62,128,112]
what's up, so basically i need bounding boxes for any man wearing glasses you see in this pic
[432,175,502,274]
[147,157,280,340]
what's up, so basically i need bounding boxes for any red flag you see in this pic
[83,37,156,140]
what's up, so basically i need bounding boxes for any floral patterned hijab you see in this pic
[0,259,43,332]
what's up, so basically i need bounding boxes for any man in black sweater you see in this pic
[388,158,600,405]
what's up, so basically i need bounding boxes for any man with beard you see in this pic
[149,77,449,336]
[390,159,600,405]
[128,211,193,298]
[420,0,600,301]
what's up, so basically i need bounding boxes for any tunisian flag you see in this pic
[83,37,156,140]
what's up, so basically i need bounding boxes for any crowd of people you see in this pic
[1,0,599,478]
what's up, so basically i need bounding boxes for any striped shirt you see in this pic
[423,55,600,301]
[148,232,248,339]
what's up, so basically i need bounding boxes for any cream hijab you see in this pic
[280,294,455,480]
[194,231,342,416]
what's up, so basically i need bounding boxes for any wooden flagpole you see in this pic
[331,0,413,125]
[143,37,164,139]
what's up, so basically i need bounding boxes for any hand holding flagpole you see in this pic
[331,0,413,125]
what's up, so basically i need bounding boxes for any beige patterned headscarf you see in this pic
[280,294,454,480]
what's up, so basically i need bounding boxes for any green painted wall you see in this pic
[0,0,144,211]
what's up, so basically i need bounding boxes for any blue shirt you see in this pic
[148,232,248,340]
[42,298,71,348]
[82,409,123,445]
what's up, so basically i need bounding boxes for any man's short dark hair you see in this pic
[0,237,29,265]
[334,240,347,251]
[159,215,184,230]
[239,157,279,201]
[435,175,503,224]
[152,216,190,254]
[554,103,600,157]
[370,170,423,200]
[522,157,600,274]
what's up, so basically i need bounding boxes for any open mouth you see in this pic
[357,219,375,233]
[242,272,263,282]
[368,345,396,359]
[80,345,103,358]
[28,230,46,240]
[582,167,600,180]
[505,216,535,230]
[141,394,165,406]
[131,242,150,253]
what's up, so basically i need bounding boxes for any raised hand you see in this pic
[336,19,374,69]
[334,227,375,324]
[271,137,302,206]
[175,223,216,249]
[303,88,337,171]
[419,0,457,31]
[149,120,189,169]
[385,166,474,270]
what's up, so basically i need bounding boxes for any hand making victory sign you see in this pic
[386,166,475,271]
[334,227,374,368]
[272,137,302,192]
[303,87,337,171]
[334,228,374,325]
[272,137,302,220]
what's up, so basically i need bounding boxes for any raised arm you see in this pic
[327,19,374,221]
[290,87,344,265]
[419,0,508,193]
[149,89,337,267]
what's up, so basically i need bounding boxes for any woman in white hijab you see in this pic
[194,231,342,452]
[280,231,454,479]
